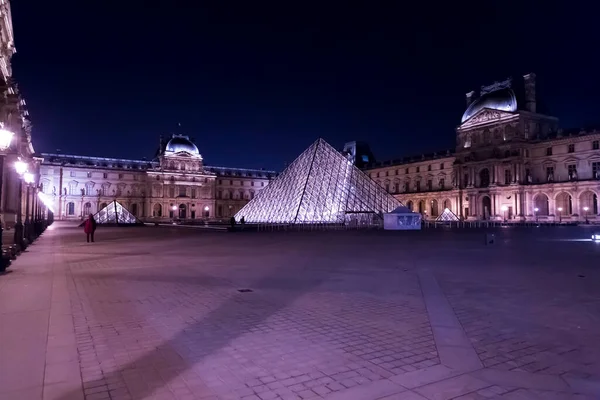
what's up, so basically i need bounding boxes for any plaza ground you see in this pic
[1,223,599,400]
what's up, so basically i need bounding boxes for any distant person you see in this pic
[84,213,97,243]
[230,216,236,229]
[240,216,246,230]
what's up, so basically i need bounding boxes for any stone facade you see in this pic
[366,73,600,223]
[40,135,275,222]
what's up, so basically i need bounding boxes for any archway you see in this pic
[178,204,187,219]
[418,200,425,214]
[83,202,92,216]
[481,196,492,220]
[579,191,598,215]
[533,193,549,216]
[153,203,162,217]
[406,201,413,211]
[555,192,572,215]
[442,199,451,211]
[67,202,75,216]
[131,203,138,216]
[479,168,490,188]
[430,199,439,217]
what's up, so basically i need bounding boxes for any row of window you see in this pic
[546,140,600,156]
[373,163,446,179]
[383,179,446,194]
[218,179,265,187]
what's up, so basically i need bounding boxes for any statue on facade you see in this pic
[547,172,554,182]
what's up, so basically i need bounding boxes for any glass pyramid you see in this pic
[235,138,400,224]
[93,200,142,224]
[436,207,459,222]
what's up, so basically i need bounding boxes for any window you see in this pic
[169,187,175,197]
[219,179,222,184]
[463,173,469,187]
[593,162,600,179]
[67,202,75,215]
[118,173,124,179]
[261,182,264,187]
[395,183,400,193]
[385,183,390,192]
[427,165,432,171]
[179,186,186,196]
[568,144,575,153]
[250,191,255,199]
[133,175,138,181]
[191,188,197,199]
[385,171,389,176]
[103,172,108,179]
[404,182,409,192]
[546,166,554,182]
[217,205,223,217]
[416,181,421,191]
[504,169,512,185]
[87,172,92,178]
[568,164,578,180]
[83,202,92,215]
[593,140,599,150]
[251,181,254,186]
[405,168,409,174]
[416,166,420,173]
[440,163,444,170]
[70,171,76,177]
[229,180,233,185]
[395,169,399,175]
[427,180,432,191]
[439,178,445,189]
[546,147,553,156]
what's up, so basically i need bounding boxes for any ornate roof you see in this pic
[461,88,517,123]
[164,135,200,156]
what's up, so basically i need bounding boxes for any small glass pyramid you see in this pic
[235,138,400,224]
[436,207,459,222]
[93,200,142,224]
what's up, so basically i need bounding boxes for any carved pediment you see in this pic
[461,108,515,127]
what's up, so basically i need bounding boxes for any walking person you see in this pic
[84,213,97,243]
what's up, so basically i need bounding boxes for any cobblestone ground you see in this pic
[1,223,599,400]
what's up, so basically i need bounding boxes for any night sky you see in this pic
[10,1,600,171]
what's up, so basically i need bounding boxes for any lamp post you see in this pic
[171,205,177,224]
[583,206,589,224]
[23,172,34,243]
[557,207,563,223]
[501,205,508,223]
[13,159,28,250]
[0,127,14,270]
[534,207,539,223]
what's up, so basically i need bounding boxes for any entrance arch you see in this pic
[418,200,425,214]
[579,191,598,215]
[533,193,549,216]
[131,203,138,216]
[555,192,572,215]
[178,204,187,219]
[442,199,452,211]
[83,202,92,216]
[430,199,439,217]
[153,203,162,217]
[481,196,492,220]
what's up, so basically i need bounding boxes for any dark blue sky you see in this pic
[10,1,600,170]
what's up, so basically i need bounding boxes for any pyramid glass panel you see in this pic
[93,201,142,224]
[436,208,459,222]
[235,138,400,224]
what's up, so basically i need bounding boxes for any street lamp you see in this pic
[534,207,539,223]
[583,206,589,224]
[13,159,28,249]
[501,205,508,222]
[23,172,34,242]
[557,207,563,223]
[0,127,14,271]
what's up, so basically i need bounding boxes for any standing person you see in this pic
[240,216,246,230]
[230,216,236,229]
[84,213,97,243]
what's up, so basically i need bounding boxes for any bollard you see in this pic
[484,233,495,245]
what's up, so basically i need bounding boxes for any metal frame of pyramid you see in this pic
[93,200,143,224]
[436,207,460,222]
[235,138,400,224]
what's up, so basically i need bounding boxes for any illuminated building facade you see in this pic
[40,135,276,222]
[367,73,600,222]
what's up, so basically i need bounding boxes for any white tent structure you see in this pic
[383,206,422,230]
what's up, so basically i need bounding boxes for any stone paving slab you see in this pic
[0,224,599,399]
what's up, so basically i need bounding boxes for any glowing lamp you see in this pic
[23,172,34,184]
[171,205,177,211]
[0,128,14,151]
[501,205,508,212]
[204,206,209,211]
[534,207,539,212]
[583,206,589,212]
[557,207,563,212]
[14,160,28,175]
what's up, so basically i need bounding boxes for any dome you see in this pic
[461,88,517,123]
[165,135,199,155]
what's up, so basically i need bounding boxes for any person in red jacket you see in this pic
[84,214,97,243]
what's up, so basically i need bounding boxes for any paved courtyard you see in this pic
[1,223,599,400]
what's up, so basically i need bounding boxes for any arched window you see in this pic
[131,203,138,216]
[555,192,572,215]
[442,199,451,211]
[83,202,92,216]
[479,168,490,188]
[534,194,549,216]
[406,201,413,211]
[579,191,598,215]
[418,200,425,214]
[100,202,107,210]
[153,203,162,217]
[178,204,186,219]
[430,200,439,217]
[67,202,75,216]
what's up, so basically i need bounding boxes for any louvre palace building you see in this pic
[40,135,276,222]
[366,73,600,222]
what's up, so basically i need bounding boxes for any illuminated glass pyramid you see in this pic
[235,138,400,224]
[436,207,459,222]
[93,200,142,224]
